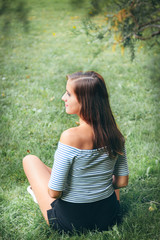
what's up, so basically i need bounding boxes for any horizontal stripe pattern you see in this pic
[48,142,129,203]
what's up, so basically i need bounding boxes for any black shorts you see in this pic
[47,192,120,234]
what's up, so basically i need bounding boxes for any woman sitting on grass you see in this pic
[23,71,129,233]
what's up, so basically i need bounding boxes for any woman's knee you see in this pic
[22,155,39,168]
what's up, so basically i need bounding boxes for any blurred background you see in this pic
[0,0,160,239]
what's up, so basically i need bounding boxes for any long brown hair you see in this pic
[66,71,125,158]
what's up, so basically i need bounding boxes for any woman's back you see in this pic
[48,124,128,203]
[50,142,116,203]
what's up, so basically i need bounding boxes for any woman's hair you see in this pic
[66,71,125,158]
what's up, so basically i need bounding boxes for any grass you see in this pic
[0,0,160,239]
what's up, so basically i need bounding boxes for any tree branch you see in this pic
[138,24,160,32]
[134,30,160,40]
[118,29,160,43]
[140,18,160,28]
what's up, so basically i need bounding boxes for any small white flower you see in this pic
[37,109,42,113]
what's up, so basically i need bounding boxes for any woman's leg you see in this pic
[23,155,55,224]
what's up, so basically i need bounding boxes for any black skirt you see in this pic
[47,192,120,234]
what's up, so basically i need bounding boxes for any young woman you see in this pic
[23,71,129,233]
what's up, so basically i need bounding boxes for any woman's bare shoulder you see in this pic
[60,125,94,150]
[60,127,80,148]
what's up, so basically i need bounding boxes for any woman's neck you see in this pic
[79,118,88,126]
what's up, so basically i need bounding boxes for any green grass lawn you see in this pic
[0,0,160,239]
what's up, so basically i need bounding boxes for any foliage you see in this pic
[82,0,160,60]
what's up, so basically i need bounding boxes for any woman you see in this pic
[23,71,129,233]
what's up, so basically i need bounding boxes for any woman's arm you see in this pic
[48,131,75,199]
[112,175,129,189]
[48,188,62,199]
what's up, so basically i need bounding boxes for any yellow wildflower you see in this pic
[112,44,116,52]
[121,46,125,56]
